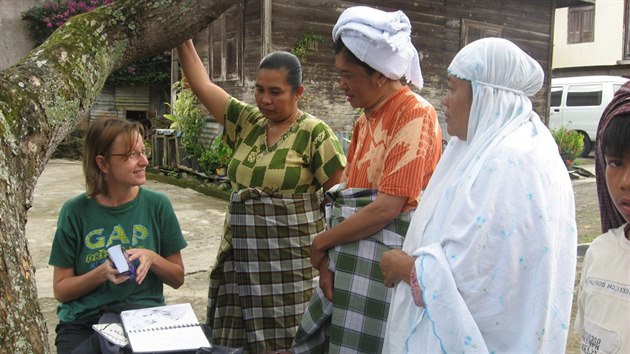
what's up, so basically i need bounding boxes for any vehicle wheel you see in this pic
[579,132,592,158]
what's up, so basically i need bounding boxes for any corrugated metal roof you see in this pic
[115,86,150,111]
[90,85,118,121]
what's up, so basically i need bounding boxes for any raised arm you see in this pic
[177,39,230,125]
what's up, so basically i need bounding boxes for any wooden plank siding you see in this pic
[441,0,554,126]
[210,0,263,104]
[190,0,556,137]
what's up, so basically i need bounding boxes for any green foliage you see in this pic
[163,167,180,178]
[199,138,233,175]
[551,128,584,167]
[21,0,170,87]
[164,80,206,155]
[105,53,172,87]
[211,138,234,168]
[291,28,324,62]
[198,149,217,175]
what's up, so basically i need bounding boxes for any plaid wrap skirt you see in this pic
[292,187,412,354]
[206,188,325,353]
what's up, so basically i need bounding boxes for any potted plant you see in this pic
[164,80,207,167]
[212,138,233,176]
[199,138,233,177]
[199,148,220,176]
[551,127,584,170]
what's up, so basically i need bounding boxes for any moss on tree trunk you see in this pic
[0,0,233,351]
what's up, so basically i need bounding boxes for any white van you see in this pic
[549,75,628,157]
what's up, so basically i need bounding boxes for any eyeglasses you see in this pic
[109,150,146,160]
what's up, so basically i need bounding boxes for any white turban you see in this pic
[332,6,424,88]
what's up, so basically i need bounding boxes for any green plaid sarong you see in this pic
[206,188,325,353]
[292,186,413,354]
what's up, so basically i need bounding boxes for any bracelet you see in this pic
[410,266,425,307]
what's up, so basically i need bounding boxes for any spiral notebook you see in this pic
[120,303,211,353]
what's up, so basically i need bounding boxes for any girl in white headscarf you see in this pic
[380,38,577,353]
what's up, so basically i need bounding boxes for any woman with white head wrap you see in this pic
[331,5,424,89]
[380,38,577,353]
[293,6,442,354]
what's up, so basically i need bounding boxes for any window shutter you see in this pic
[460,19,503,47]
[210,20,223,81]
[225,6,239,81]
[567,8,581,44]
[581,7,594,42]
[208,2,242,82]
[567,6,595,44]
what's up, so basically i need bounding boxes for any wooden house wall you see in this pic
[231,0,264,102]
[441,0,553,124]
[267,0,554,136]
[269,1,357,132]
[191,0,555,139]
[203,0,264,103]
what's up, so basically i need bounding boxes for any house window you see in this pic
[209,3,242,82]
[461,19,503,47]
[567,6,594,44]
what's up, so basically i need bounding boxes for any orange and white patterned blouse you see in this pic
[343,86,442,211]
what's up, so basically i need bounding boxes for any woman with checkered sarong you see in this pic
[292,6,443,354]
[178,40,346,353]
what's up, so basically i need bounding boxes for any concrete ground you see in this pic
[27,158,599,353]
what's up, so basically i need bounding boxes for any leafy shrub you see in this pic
[164,80,206,156]
[199,138,233,175]
[291,28,324,62]
[210,138,233,168]
[551,128,584,168]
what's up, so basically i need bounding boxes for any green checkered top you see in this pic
[223,97,346,194]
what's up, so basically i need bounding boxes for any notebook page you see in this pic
[120,303,211,353]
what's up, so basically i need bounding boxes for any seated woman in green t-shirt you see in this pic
[49,117,187,354]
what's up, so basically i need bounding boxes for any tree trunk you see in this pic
[0,1,232,352]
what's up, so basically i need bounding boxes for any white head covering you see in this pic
[449,37,544,143]
[332,6,423,88]
[383,38,577,353]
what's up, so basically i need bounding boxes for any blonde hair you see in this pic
[83,117,145,197]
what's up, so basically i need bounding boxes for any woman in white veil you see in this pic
[380,38,577,353]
